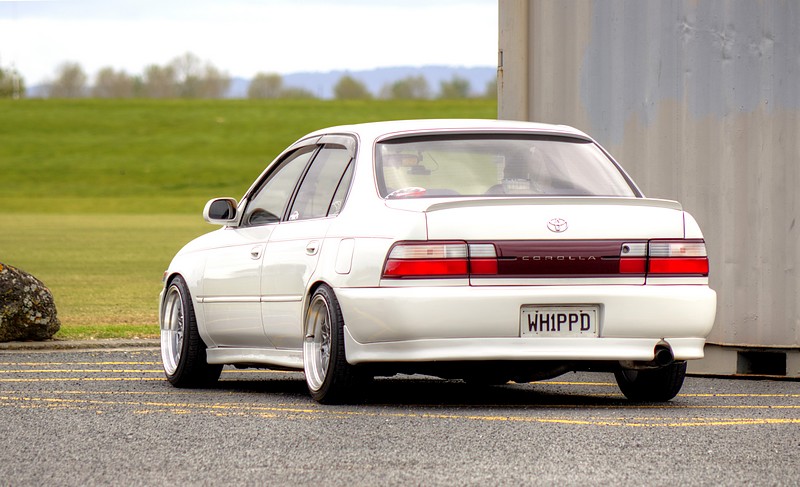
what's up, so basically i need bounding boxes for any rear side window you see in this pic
[375,135,637,198]
[288,145,353,221]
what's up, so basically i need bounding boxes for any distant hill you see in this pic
[228,65,496,99]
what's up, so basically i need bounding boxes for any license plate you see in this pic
[520,305,599,337]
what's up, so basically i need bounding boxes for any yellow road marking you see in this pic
[0,377,165,382]
[0,394,798,427]
[0,362,160,366]
[0,369,164,374]
[0,368,281,374]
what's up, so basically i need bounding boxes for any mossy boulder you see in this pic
[0,263,60,342]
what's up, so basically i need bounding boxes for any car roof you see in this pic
[302,119,592,142]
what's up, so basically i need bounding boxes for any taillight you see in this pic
[468,243,498,275]
[619,240,709,276]
[648,240,709,275]
[382,242,498,278]
[619,243,647,274]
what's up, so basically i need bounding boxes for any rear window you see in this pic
[375,134,637,198]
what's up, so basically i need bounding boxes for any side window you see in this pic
[287,145,353,221]
[328,162,354,216]
[243,147,315,226]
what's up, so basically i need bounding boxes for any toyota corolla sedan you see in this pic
[159,119,716,404]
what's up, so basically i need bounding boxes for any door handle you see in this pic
[306,240,320,256]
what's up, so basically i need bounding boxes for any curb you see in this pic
[0,338,160,351]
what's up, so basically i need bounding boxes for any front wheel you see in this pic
[160,276,222,388]
[303,285,368,404]
[614,361,687,402]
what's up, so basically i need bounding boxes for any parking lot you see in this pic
[1,347,798,485]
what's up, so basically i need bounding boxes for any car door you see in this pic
[201,145,317,348]
[260,137,355,349]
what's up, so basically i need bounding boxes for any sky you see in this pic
[0,0,498,84]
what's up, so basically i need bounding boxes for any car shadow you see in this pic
[212,371,629,408]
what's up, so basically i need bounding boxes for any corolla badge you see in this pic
[547,218,568,233]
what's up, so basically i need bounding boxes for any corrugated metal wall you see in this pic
[499,0,800,349]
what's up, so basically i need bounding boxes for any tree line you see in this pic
[0,53,496,100]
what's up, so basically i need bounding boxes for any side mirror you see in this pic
[203,198,239,225]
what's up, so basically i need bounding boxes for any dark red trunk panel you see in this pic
[481,240,643,278]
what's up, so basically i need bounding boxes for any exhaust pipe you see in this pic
[619,344,675,370]
[653,345,674,367]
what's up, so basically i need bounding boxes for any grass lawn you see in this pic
[0,98,497,339]
[0,213,210,339]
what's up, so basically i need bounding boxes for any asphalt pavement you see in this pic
[1,345,799,486]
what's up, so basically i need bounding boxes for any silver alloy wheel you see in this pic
[161,284,185,376]
[304,293,332,392]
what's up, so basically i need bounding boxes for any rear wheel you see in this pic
[161,276,222,387]
[303,285,367,404]
[614,361,687,402]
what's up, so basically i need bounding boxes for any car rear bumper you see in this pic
[336,284,716,364]
[344,333,706,364]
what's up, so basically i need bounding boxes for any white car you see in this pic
[159,119,716,404]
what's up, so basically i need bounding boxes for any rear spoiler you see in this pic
[421,197,683,213]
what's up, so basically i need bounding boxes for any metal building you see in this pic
[498,0,800,376]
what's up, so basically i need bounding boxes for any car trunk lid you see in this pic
[385,197,686,283]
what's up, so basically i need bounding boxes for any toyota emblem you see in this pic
[547,218,568,233]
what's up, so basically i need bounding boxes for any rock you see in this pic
[0,263,60,342]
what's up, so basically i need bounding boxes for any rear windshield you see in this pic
[375,134,637,198]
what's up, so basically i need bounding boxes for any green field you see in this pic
[0,99,497,339]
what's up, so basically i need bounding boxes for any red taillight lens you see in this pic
[382,242,498,278]
[648,257,709,275]
[383,258,468,277]
[619,257,647,274]
[470,258,498,275]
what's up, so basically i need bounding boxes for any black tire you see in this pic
[160,276,222,388]
[614,361,687,402]
[303,285,368,404]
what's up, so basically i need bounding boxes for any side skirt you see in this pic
[206,347,303,370]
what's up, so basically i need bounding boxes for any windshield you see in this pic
[375,134,637,198]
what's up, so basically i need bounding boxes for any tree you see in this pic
[142,64,177,98]
[0,66,25,99]
[247,73,283,99]
[92,67,136,98]
[333,75,371,100]
[169,53,230,98]
[47,62,87,98]
[380,75,430,100]
[196,63,231,99]
[170,52,203,98]
[438,76,471,99]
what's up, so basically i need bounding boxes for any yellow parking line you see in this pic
[0,362,160,366]
[0,369,164,374]
[0,377,165,382]
[1,394,798,427]
[0,368,289,374]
